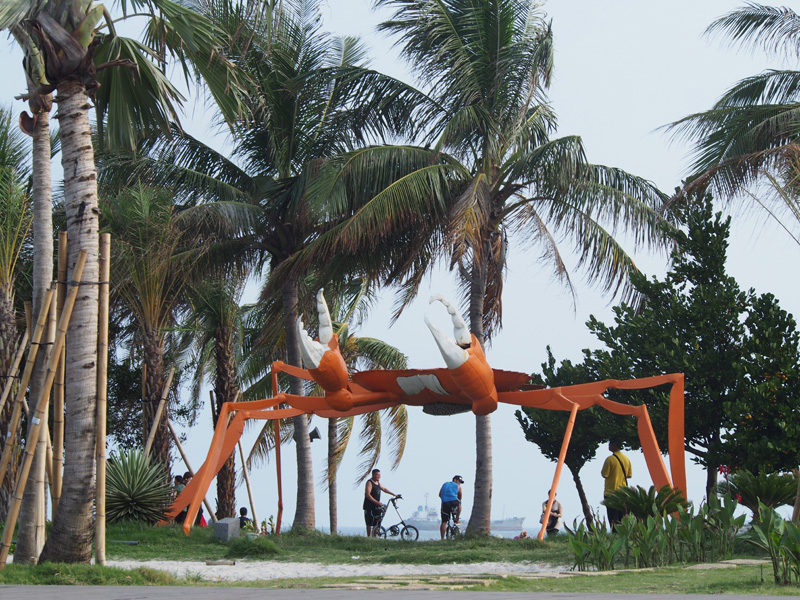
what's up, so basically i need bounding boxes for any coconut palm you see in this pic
[0,0,246,563]
[101,0,427,529]
[668,3,800,198]
[306,0,670,534]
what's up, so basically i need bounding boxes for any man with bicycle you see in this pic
[363,468,400,537]
[439,475,464,539]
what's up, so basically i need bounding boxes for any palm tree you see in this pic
[181,276,250,519]
[308,0,670,534]
[104,0,426,529]
[0,106,31,524]
[668,3,800,198]
[0,1,245,563]
[101,184,207,470]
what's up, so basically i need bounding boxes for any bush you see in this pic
[602,484,689,520]
[717,469,798,519]
[106,450,173,524]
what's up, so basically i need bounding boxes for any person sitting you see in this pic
[239,507,252,530]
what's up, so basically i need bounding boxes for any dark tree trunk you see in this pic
[213,325,238,519]
[571,467,595,531]
[141,328,170,471]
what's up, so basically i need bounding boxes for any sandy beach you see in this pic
[102,558,562,582]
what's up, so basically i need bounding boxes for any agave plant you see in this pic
[603,484,689,521]
[106,450,174,524]
[717,469,798,517]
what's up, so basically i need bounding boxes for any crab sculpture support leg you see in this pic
[425,295,498,415]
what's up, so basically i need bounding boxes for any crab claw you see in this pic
[425,295,470,369]
[298,289,334,369]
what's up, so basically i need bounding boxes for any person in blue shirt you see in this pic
[439,475,464,539]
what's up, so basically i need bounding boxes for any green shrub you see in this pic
[106,449,173,524]
[717,469,798,519]
[225,535,281,558]
[603,484,689,520]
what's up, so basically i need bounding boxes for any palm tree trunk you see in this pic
[141,328,169,470]
[15,107,53,563]
[328,417,337,534]
[466,251,492,535]
[213,327,237,519]
[282,277,314,530]
[0,285,17,522]
[40,81,99,564]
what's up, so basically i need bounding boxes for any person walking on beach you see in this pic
[363,468,399,537]
[601,440,632,526]
[439,475,463,539]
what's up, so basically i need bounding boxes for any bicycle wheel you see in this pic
[374,526,387,538]
[400,525,419,541]
[446,523,460,539]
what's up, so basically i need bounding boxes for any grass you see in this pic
[0,521,794,595]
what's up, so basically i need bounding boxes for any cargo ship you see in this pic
[405,502,525,531]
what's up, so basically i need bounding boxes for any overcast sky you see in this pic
[1,1,796,531]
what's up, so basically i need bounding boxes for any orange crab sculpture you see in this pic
[163,290,686,541]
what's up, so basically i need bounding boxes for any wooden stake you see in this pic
[0,289,54,485]
[95,233,110,565]
[143,367,175,458]
[0,250,87,569]
[166,418,217,523]
[52,230,67,516]
[0,329,29,415]
[238,441,258,527]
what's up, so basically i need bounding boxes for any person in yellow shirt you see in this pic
[600,441,632,526]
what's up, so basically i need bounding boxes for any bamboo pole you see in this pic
[0,289,54,485]
[52,230,67,515]
[143,367,175,458]
[0,251,87,569]
[166,418,217,523]
[238,441,258,527]
[0,329,28,415]
[95,233,110,565]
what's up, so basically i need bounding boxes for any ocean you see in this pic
[324,526,521,541]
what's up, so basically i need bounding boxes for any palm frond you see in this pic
[706,2,800,58]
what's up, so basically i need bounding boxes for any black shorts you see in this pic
[364,505,383,527]
[441,500,460,522]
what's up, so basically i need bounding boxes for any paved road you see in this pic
[1,588,795,600]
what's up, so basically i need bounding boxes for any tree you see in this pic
[668,3,800,198]
[311,0,670,533]
[516,348,616,529]
[105,0,424,529]
[0,0,245,564]
[577,195,800,497]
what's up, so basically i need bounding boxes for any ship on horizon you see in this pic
[405,502,525,532]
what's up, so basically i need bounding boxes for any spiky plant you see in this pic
[106,450,173,524]
[603,484,689,520]
[717,469,798,516]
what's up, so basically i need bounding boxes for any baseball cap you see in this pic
[454,475,465,483]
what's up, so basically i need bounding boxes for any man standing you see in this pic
[363,468,399,537]
[601,441,632,526]
[439,475,464,539]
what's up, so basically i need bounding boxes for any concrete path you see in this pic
[0,588,795,600]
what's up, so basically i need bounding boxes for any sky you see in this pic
[1,0,797,532]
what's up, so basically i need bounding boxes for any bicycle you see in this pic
[444,504,462,539]
[375,496,419,541]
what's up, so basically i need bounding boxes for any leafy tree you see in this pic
[310,0,670,533]
[516,348,617,529]
[717,469,798,519]
[576,195,800,497]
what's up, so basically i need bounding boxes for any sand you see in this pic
[103,558,561,582]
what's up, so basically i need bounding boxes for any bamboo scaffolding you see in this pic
[0,289,55,485]
[52,230,67,515]
[0,250,87,569]
[238,441,258,527]
[143,367,175,458]
[166,418,217,523]
[95,233,110,565]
